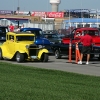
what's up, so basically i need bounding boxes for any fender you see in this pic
[0,46,13,59]
[0,46,8,56]
[16,50,26,54]
[38,49,49,59]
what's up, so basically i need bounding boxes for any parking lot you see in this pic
[1,55,100,76]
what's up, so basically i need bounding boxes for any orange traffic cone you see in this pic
[68,42,72,62]
[75,43,81,63]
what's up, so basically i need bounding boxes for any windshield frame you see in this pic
[16,35,35,42]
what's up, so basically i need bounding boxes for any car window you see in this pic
[21,30,43,37]
[0,27,8,40]
[52,34,58,38]
[72,29,76,34]
[88,30,99,36]
[0,27,8,34]
[44,34,59,39]
[25,31,31,33]
[9,35,14,41]
[31,30,43,36]
[6,28,9,32]
[16,36,34,41]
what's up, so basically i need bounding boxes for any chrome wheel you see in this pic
[16,52,24,63]
[55,50,61,59]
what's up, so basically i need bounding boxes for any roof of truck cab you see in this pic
[20,28,42,31]
[7,32,35,36]
[75,27,99,31]
[0,26,8,28]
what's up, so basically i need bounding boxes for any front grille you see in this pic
[29,49,39,56]
[92,49,100,53]
[28,44,39,56]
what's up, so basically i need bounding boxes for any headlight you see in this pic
[38,45,43,48]
[26,45,29,49]
[59,40,61,43]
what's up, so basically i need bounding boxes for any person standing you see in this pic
[9,23,14,32]
[78,31,93,65]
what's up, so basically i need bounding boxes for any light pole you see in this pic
[13,0,15,14]
[17,0,20,15]
[80,0,84,28]
[69,9,71,34]
[96,9,98,28]
[81,0,83,23]
[15,20,19,28]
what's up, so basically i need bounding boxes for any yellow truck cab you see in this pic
[0,32,49,62]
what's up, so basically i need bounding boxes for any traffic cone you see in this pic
[68,42,72,62]
[75,43,81,63]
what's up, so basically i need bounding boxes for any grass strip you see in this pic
[0,62,100,100]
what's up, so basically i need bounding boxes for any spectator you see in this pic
[21,24,24,28]
[9,23,14,32]
[10,36,14,42]
[78,31,93,65]
[14,25,20,32]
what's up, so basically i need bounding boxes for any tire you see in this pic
[16,52,25,63]
[55,50,61,59]
[0,49,3,60]
[41,53,48,62]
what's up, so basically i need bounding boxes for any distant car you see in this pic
[20,28,43,37]
[45,30,57,34]
[57,34,65,39]
[43,33,62,44]
[20,28,50,45]
[0,26,9,44]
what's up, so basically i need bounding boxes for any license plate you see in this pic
[94,54,99,57]
[31,56,37,59]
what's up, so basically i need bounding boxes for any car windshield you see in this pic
[0,27,8,36]
[88,30,99,36]
[16,36,34,41]
[44,34,60,39]
[80,30,99,36]
[75,30,99,37]
[20,30,43,37]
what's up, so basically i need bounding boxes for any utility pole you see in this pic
[69,9,71,34]
[96,9,98,28]
[17,0,20,15]
[81,0,83,23]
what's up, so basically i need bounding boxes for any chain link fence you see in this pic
[23,22,55,31]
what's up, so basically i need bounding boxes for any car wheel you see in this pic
[41,53,48,62]
[0,49,3,60]
[16,52,24,63]
[55,50,61,59]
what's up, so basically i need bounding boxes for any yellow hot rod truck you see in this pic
[0,32,49,62]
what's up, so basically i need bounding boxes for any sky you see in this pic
[1,0,100,12]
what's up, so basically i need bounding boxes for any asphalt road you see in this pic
[0,56,100,76]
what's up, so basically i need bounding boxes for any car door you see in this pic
[7,35,15,54]
[59,43,69,55]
